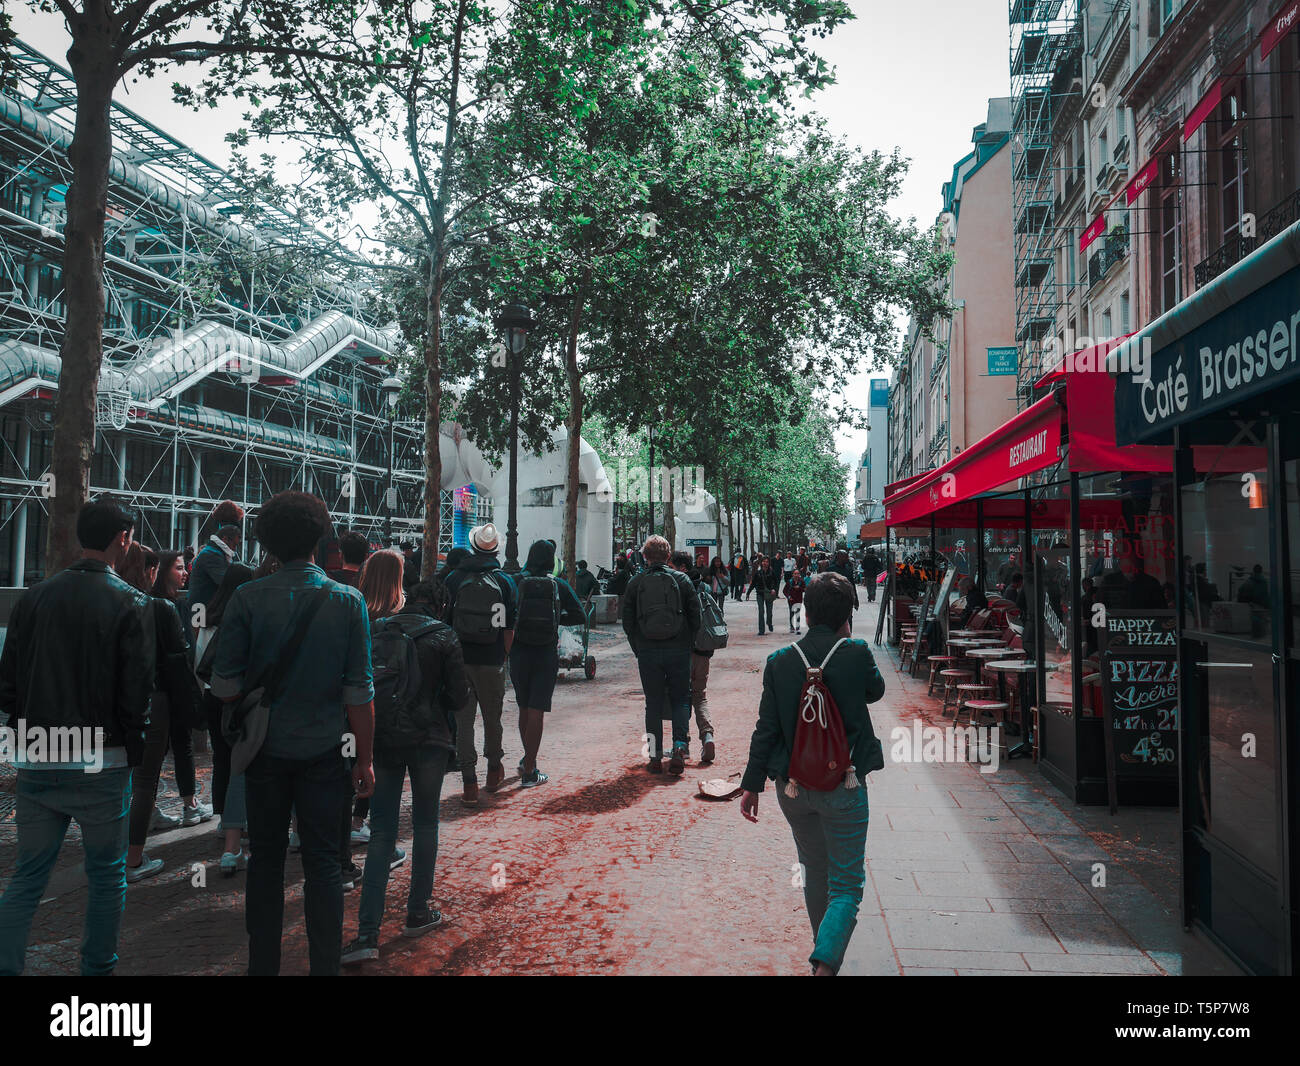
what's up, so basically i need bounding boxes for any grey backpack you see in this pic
[694,585,729,651]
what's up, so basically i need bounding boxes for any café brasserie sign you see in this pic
[1114,264,1300,444]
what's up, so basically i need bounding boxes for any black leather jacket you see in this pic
[372,605,470,757]
[0,559,156,765]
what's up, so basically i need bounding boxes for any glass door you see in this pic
[1179,419,1283,974]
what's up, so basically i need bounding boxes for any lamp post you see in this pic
[497,302,534,572]
[732,476,743,558]
[380,374,402,544]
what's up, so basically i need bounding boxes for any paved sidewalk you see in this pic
[840,600,1240,977]
[0,596,1241,976]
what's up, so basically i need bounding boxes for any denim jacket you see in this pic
[210,560,373,760]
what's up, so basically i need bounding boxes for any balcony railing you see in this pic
[1088,226,1129,289]
[1194,188,1300,289]
[1094,0,1130,64]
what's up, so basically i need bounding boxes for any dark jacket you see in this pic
[573,566,600,601]
[741,625,886,793]
[187,540,235,623]
[371,604,469,756]
[0,559,156,766]
[445,552,517,667]
[748,565,781,596]
[622,562,702,654]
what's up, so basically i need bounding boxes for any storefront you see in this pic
[884,349,1181,807]
[1112,221,1300,976]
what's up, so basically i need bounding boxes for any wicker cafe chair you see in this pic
[926,655,958,696]
[938,668,974,715]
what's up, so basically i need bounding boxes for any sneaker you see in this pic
[182,800,214,827]
[701,737,716,764]
[484,762,505,792]
[668,746,686,775]
[150,806,181,831]
[390,847,407,870]
[219,849,247,878]
[520,767,549,788]
[341,935,379,965]
[350,823,371,845]
[289,830,301,852]
[126,854,164,883]
[403,908,444,937]
[342,862,363,892]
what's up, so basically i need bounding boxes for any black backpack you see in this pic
[637,570,684,640]
[452,570,505,644]
[371,616,441,744]
[515,575,561,646]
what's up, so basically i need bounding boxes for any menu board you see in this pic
[874,569,892,646]
[1098,610,1178,812]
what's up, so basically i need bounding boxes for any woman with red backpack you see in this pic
[739,572,886,976]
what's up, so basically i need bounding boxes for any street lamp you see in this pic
[496,302,534,572]
[380,374,402,544]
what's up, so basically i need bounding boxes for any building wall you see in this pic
[950,138,1017,451]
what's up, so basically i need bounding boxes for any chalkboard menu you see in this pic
[1098,610,1178,812]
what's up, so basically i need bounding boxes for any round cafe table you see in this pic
[967,645,1019,683]
[984,660,1038,758]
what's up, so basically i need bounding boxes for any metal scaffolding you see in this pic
[1009,0,1083,406]
[0,40,490,584]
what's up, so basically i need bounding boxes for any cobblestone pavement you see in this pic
[0,598,1243,976]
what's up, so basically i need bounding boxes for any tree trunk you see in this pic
[561,285,587,588]
[47,29,117,573]
[724,477,734,561]
[420,262,443,579]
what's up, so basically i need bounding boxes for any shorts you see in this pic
[509,643,561,712]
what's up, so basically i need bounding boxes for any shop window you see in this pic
[1156,151,1183,314]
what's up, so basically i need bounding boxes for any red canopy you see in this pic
[884,393,1065,526]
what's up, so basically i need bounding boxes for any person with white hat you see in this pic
[444,523,515,806]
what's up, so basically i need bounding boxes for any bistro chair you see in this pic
[964,698,1008,730]
[926,655,958,696]
[939,668,975,715]
[955,682,993,722]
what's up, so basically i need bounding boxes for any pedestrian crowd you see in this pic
[0,492,886,977]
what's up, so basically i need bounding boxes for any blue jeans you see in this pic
[220,771,247,832]
[0,767,133,976]
[636,646,691,758]
[757,594,774,633]
[775,778,870,974]
[243,746,349,975]
[358,746,449,939]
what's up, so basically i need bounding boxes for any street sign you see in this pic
[987,346,1018,376]
[686,538,717,547]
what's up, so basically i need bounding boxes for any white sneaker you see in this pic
[150,806,181,831]
[182,800,214,826]
[126,854,164,883]
[350,823,371,845]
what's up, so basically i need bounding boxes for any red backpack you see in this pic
[785,638,858,795]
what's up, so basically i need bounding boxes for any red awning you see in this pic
[884,393,1065,526]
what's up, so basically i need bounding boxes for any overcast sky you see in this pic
[12,0,1012,475]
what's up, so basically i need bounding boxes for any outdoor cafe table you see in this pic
[966,645,1018,683]
[984,659,1037,759]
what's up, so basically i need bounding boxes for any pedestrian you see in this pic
[862,548,881,602]
[341,571,467,967]
[748,556,780,634]
[187,503,243,639]
[444,523,515,806]
[733,554,749,601]
[707,556,730,616]
[329,529,370,587]
[194,561,256,876]
[118,547,208,884]
[784,565,805,634]
[739,572,886,976]
[154,550,210,825]
[607,555,631,598]
[438,546,469,581]
[350,549,417,883]
[510,539,587,787]
[671,553,719,763]
[573,558,600,602]
[210,490,375,977]
[622,535,702,775]
[958,575,988,627]
[0,498,156,976]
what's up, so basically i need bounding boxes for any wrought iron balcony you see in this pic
[1088,226,1129,289]
[1194,188,1300,289]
